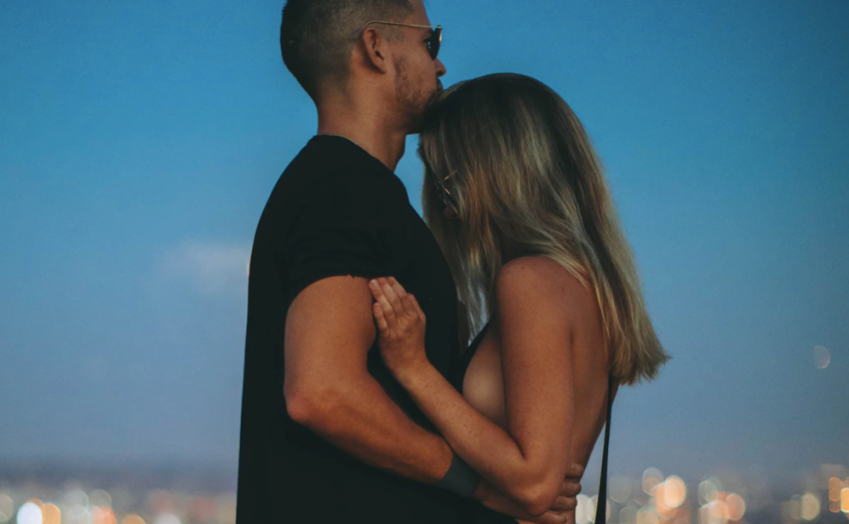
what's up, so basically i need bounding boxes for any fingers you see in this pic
[377,278,407,316]
[386,277,425,322]
[372,302,389,332]
[369,277,425,326]
[551,494,578,512]
[401,294,422,321]
[559,480,581,498]
[538,510,571,524]
[371,277,415,316]
[387,276,407,298]
[386,277,422,321]
[563,463,585,480]
[550,477,580,514]
[369,279,398,328]
[407,292,426,321]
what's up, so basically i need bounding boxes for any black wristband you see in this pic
[434,454,482,498]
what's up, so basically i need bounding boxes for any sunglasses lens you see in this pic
[430,27,442,59]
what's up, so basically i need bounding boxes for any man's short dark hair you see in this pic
[281,0,415,98]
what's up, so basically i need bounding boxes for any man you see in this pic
[235,1,583,523]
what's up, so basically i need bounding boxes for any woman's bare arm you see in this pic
[289,276,580,524]
[370,257,583,517]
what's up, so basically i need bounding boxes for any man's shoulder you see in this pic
[276,140,407,207]
[256,140,411,245]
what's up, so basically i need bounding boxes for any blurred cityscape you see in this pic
[1,462,847,524]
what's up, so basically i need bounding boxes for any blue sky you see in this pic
[1,0,847,485]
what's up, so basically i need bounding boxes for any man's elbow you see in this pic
[284,383,344,428]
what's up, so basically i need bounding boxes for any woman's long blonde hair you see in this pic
[419,73,668,385]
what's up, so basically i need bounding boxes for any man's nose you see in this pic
[435,58,447,77]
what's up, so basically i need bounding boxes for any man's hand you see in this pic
[475,463,584,524]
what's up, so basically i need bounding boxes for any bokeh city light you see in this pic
[0,485,236,524]
[549,463,847,524]
[4,465,849,524]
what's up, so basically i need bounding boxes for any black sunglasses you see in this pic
[356,20,442,60]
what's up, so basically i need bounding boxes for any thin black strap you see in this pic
[594,377,614,524]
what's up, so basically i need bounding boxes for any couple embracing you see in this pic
[236,1,669,523]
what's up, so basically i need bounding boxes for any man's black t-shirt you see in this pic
[236,136,465,523]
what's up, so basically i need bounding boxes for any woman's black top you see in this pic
[455,322,614,524]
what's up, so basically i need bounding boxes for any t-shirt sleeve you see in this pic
[282,171,399,304]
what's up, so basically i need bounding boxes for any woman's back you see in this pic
[459,257,618,478]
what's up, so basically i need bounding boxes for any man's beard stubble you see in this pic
[394,57,439,133]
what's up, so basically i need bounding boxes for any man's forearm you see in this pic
[287,371,455,484]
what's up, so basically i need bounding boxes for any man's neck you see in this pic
[315,95,408,172]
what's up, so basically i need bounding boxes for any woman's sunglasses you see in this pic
[356,20,442,60]
[432,172,459,215]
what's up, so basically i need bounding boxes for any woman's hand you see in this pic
[477,466,582,524]
[368,277,429,379]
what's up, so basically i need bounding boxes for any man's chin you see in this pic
[423,87,442,112]
[405,100,435,135]
[432,82,444,99]
[407,118,426,135]
[403,86,443,135]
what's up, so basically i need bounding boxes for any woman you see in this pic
[368,74,670,524]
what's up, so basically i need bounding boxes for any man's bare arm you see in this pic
[283,275,581,523]
[283,275,454,482]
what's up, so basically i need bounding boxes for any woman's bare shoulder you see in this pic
[496,255,594,314]
[495,256,605,367]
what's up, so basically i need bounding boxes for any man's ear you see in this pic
[360,27,390,73]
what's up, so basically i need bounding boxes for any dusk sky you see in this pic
[1,0,847,487]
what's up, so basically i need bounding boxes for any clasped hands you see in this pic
[368,277,583,524]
